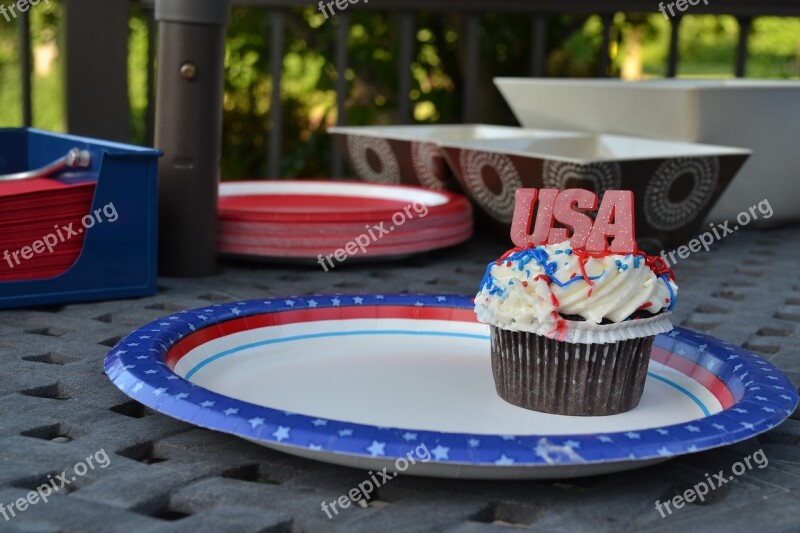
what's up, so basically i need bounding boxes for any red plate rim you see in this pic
[218,180,470,223]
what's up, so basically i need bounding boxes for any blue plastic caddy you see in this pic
[0,128,161,309]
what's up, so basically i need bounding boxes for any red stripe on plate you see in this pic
[166,305,479,369]
[651,346,734,409]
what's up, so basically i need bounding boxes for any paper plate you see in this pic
[218,181,470,223]
[218,229,473,260]
[219,220,472,248]
[104,295,798,480]
[218,211,474,237]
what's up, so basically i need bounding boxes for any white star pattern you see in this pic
[113,292,800,475]
[366,441,386,457]
[431,445,450,460]
[273,426,290,441]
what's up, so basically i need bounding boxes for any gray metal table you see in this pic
[1,227,798,532]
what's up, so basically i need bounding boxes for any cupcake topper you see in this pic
[511,188,636,254]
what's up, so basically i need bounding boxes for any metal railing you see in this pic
[13,0,800,178]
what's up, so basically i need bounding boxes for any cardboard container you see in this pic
[438,134,750,252]
[330,124,583,191]
[495,78,800,224]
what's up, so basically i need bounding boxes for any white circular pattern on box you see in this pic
[346,135,401,184]
[411,141,447,191]
[459,150,522,223]
[543,161,622,196]
[644,157,720,231]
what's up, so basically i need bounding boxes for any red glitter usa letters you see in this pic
[510,189,636,254]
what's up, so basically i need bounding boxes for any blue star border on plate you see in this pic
[104,294,798,469]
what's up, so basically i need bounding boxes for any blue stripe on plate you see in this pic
[646,371,711,416]
[184,328,712,416]
[184,329,490,380]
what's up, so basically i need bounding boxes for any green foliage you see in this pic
[0,6,797,179]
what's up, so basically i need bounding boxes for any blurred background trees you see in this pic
[1,4,798,179]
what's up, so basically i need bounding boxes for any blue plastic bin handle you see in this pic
[0,148,91,182]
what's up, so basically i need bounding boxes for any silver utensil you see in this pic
[0,148,92,182]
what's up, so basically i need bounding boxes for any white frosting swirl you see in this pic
[475,241,678,335]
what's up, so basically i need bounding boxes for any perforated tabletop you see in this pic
[1,227,798,532]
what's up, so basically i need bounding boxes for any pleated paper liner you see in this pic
[490,326,655,416]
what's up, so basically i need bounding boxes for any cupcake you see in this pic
[475,240,678,416]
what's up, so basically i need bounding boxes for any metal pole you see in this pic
[154,0,230,277]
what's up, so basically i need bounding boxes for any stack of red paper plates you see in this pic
[0,178,95,282]
[218,181,473,263]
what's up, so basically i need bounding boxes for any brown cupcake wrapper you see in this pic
[490,326,654,416]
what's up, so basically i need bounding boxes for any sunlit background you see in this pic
[1,4,798,178]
